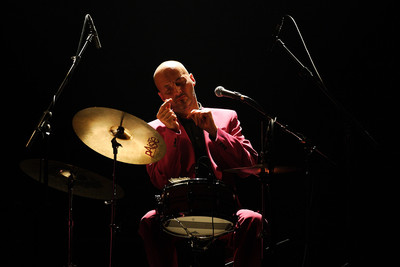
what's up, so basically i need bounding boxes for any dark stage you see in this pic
[6,1,393,266]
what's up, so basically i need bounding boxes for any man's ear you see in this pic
[189,73,196,86]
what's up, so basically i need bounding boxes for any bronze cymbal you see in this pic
[20,159,124,200]
[72,107,166,165]
[224,164,300,176]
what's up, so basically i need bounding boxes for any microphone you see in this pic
[214,86,250,101]
[86,14,102,49]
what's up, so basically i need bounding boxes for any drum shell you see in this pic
[158,178,237,238]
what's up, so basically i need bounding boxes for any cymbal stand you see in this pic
[109,127,123,267]
[259,117,276,264]
[66,173,76,267]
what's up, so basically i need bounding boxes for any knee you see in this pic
[138,210,158,239]
[236,209,263,234]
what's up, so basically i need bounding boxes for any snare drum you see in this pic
[158,178,237,239]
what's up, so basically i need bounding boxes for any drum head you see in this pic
[162,216,234,238]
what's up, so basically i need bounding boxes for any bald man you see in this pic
[139,60,264,267]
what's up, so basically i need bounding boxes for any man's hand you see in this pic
[188,109,218,139]
[157,98,180,132]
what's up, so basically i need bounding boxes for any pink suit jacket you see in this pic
[146,107,258,190]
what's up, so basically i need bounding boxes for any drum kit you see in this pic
[18,14,314,266]
[19,22,298,263]
[21,104,302,266]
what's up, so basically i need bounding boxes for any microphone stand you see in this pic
[263,29,373,265]
[274,37,377,267]
[238,96,333,266]
[242,97,333,165]
[25,19,98,267]
[26,32,96,149]
[275,38,379,149]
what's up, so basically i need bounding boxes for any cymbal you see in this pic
[72,107,166,165]
[224,164,299,176]
[20,159,124,200]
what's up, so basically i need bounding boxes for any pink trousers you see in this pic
[138,209,263,267]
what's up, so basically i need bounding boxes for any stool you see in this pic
[176,238,233,267]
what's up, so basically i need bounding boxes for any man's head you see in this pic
[153,60,199,117]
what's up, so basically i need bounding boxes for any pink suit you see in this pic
[139,108,263,266]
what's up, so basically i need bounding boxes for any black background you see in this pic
[5,0,394,266]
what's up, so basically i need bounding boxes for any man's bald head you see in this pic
[153,60,190,91]
[153,60,198,117]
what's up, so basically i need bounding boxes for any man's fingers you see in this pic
[188,110,217,137]
[158,98,172,113]
[156,98,179,132]
[157,98,173,119]
[158,109,176,122]
[189,109,210,119]
[187,110,199,125]
[161,98,173,108]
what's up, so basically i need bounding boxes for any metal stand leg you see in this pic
[109,133,122,267]
[65,172,76,267]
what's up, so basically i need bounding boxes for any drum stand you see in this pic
[66,172,76,267]
[181,237,226,267]
[109,133,122,267]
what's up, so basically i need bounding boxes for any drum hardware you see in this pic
[20,159,124,267]
[63,170,77,267]
[108,132,121,267]
[157,177,230,264]
[72,106,166,267]
[157,178,237,240]
[176,235,228,267]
